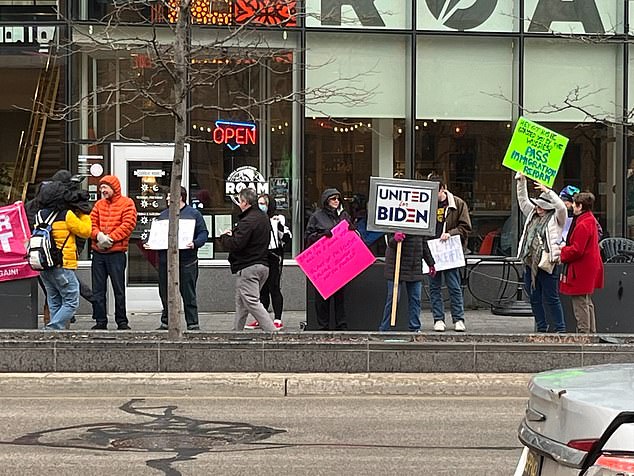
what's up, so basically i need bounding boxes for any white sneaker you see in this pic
[273,319,284,330]
[454,320,466,332]
[433,320,446,332]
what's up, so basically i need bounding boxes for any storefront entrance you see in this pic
[111,143,189,312]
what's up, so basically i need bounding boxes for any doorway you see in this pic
[111,143,189,312]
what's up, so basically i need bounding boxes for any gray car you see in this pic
[515,363,634,476]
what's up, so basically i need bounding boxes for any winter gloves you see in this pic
[394,232,406,242]
[96,231,114,250]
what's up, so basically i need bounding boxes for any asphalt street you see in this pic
[0,376,527,476]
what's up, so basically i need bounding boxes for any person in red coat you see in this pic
[559,192,604,333]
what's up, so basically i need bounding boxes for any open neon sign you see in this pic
[212,121,257,151]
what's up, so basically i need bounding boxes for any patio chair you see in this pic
[599,237,634,263]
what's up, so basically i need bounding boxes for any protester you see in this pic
[378,232,436,332]
[559,184,603,242]
[35,180,92,330]
[244,194,291,331]
[26,172,95,327]
[154,187,208,331]
[426,175,472,332]
[305,188,352,331]
[516,172,567,333]
[220,188,277,332]
[90,175,137,330]
[559,192,604,333]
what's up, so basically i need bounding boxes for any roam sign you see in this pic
[212,120,257,151]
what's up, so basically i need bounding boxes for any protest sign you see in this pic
[0,202,39,283]
[502,117,568,188]
[146,219,196,250]
[296,220,375,299]
[422,235,465,274]
[366,177,438,236]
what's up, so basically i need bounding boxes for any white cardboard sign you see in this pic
[422,235,465,273]
[146,219,196,250]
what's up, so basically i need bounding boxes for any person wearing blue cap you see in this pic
[559,185,580,241]
[559,185,603,242]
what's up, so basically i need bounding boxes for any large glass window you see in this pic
[188,47,294,259]
[525,39,620,238]
[305,33,408,255]
[417,37,514,121]
[414,120,513,255]
[416,37,514,255]
[72,47,175,142]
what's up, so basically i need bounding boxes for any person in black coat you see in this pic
[379,233,436,332]
[305,188,351,330]
[220,188,278,333]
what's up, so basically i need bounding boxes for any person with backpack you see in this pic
[31,180,92,330]
[90,175,137,330]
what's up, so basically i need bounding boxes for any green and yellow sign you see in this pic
[502,117,568,188]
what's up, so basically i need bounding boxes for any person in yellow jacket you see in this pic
[36,184,92,330]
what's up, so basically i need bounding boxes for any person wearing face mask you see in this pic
[516,173,567,333]
[244,194,292,331]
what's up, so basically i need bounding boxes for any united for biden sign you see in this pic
[366,177,438,236]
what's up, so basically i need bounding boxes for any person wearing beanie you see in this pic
[516,173,567,333]
[89,175,137,330]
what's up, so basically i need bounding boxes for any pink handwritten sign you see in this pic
[296,220,375,299]
[0,202,39,283]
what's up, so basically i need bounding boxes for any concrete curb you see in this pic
[0,373,531,397]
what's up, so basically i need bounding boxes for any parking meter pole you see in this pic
[390,241,402,327]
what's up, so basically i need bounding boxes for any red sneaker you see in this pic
[244,320,260,330]
[273,320,284,330]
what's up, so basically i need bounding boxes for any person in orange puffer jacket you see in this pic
[90,175,137,330]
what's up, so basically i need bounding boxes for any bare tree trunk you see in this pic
[167,0,190,339]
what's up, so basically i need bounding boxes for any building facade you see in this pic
[0,0,632,311]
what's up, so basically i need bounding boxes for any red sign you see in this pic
[212,121,257,151]
[0,202,39,282]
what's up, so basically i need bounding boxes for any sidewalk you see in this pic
[62,309,537,333]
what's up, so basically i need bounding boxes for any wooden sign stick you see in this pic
[390,240,402,327]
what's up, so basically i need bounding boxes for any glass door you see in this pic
[111,143,189,312]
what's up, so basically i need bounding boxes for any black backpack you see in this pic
[26,211,69,270]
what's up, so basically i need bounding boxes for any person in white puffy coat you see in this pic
[516,173,567,333]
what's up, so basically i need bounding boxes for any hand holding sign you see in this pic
[502,117,568,188]
[296,221,375,299]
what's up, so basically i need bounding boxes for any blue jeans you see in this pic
[379,280,422,331]
[428,268,465,322]
[40,268,80,329]
[523,266,566,332]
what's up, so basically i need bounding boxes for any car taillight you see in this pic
[583,454,634,476]
[568,439,599,452]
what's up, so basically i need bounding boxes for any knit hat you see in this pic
[559,185,580,202]
[530,192,557,210]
